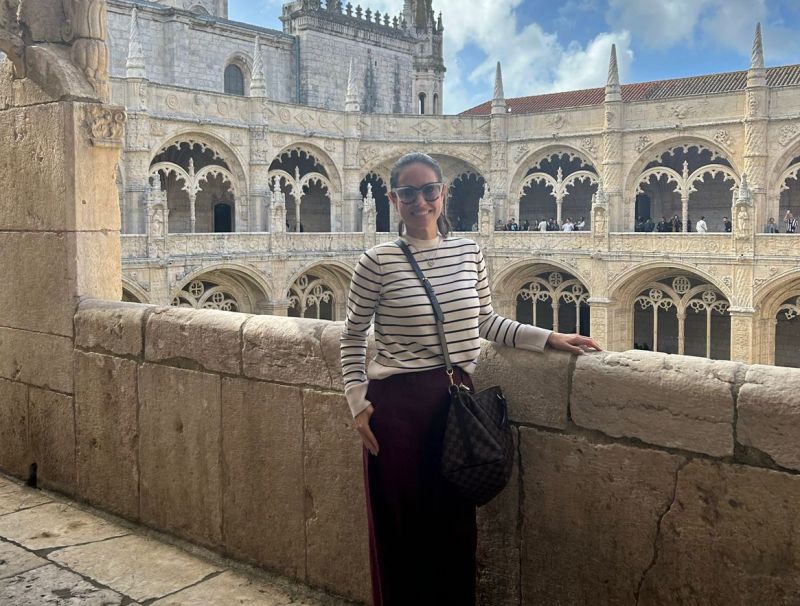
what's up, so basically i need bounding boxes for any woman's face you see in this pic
[390,162,445,239]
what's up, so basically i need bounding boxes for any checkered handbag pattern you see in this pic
[440,384,514,506]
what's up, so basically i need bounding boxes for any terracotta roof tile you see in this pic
[460,64,800,116]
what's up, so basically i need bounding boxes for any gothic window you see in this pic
[213,203,233,232]
[172,280,240,312]
[433,93,438,115]
[418,92,426,115]
[269,149,333,232]
[447,172,485,231]
[288,274,335,320]
[515,271,590,335]
[224,64,245,96]
[633,276,730,359]
[776,293,800,368]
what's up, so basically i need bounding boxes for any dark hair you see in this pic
[390,152,451,236]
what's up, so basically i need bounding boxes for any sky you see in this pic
[229,0,800,115]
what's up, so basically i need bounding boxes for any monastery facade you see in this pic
[109,0,800,368]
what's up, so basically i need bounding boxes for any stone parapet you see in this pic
[3,301,800,605]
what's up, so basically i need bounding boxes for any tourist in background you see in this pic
[696,216,708,233]
[765,217,779,233]
[723,216,733,232]
[562,217,574,232]
[786,210,798,233]
[671,214,682,232]
[341,152,600,606]
[576,216,586,230]
[538,218,548,232]
[656,216,669,232]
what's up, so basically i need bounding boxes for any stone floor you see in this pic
[0,474,353,605]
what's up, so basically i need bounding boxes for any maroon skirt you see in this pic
[363,366,476,606]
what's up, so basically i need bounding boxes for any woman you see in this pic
[341,152,600,606]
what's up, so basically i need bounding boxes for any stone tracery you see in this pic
[514,270,591,335]
[288,273,336,320]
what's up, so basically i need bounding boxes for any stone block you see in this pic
[571,351,739,457]
[28,388,76,494]
[145,307,246,375]
[220,378,306,580]
[243,316,333,389]
[50,535,222,603]
[75,299,154,357]
[71,231,123,302]
[0,539,48,581]
[0,379,30,479]
[75,352,139,520]
[737,364,800,471]
[302,389,370,603]
[474,343,571,429]
[0,328,73,393]
[519,429,684,605]
[0,502,126,550]
[639,459,800,604]
[477,427,520,606]
[0,565,128,605]
[138,363,222,548]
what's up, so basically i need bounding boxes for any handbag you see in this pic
[396,239,514,506]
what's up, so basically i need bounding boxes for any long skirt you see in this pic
[363,366,477,606]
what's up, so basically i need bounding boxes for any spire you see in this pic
[126,7,147,79]
[747,23,766,88]
[605,43,621,102]
[491,61,506,115]
[345,57,360,112]
[737,173,752,204]
[250,35,267,97]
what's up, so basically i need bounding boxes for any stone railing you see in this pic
[2,300,795,605]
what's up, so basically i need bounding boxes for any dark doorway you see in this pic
[214,203,233,232]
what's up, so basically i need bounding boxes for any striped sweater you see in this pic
[340,234,552,417]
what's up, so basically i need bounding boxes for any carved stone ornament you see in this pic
[635,135,651,153]
[778,123,800,147]
[714,129,733,148]
[85,104,127,147]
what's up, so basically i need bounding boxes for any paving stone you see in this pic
[0,503,126,551]
[0,483,51,516]
[150,570,295,606]
[28,388,76,495]
[138,364,222,548]
[144,307,246,374]
[474,343,571,429]
[737,364,800,472]
[74,352,139,520]
[0,379,30,479]
[220,378,306,579]
[75,300,154,357]
[0,539,48,580]
[0,564,127,605]
[571,350,738,457]
[50,534,221,603]
[519,428,684,605]
[639,459,800,604]
[302,389,370,603]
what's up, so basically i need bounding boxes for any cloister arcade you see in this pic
[268,148,336,233]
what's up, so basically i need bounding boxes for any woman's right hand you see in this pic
[355,405,379,456]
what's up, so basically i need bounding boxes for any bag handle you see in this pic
[395,239,457,385]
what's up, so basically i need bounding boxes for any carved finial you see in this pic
[346,2,353,16]
[294,166,301,182]
[437,12,443,32]
[355,5,362,19]
[188,158,196,178]
[375,10,381,23]
[366,182,374,200]
[345,57,360,112]
[365,7,372,21]
[682,160,689,180]
[393,15,398,27]
[126,7,147,79]
[491,61,506,115]
[250,35,267,97]
[556,167,563,183]
[384,13,390,26]
[738,173,752,203]
[605,43,621,102]
[747,23,767,88]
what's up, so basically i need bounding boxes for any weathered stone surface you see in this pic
[0,483,51,516]
[138,364,222,547]
[0,503,126,550]
[150,570,296,606]
[474,343,571,429]
[28,388,75,494]
[477,427,520,606]
[221,378,305,579]
[145,307,246,374]
[0,539,47,580]
[519,429,684,605]
[737,364,800,472]
[0,564,127,605]
[0,379,30,478]
[71,231,123,303]
[639,460,800,604]
[50,534,222,603]
[243,316,332,388]
[571,351,739,456]
[302,389,370,603]
[75,352,139,520]
[0,328,73,393]
[75,299,154,357]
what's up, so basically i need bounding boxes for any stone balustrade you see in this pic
[2,300,797,605]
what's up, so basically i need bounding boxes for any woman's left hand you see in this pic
[546,332,603,355]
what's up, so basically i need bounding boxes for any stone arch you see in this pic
[172,263,273,314]
[609,261,730,304]
[752,269,800,367]
[271,143,342,194]
[363,147,489,184]
[285,261,354,320]
[121,278,150,304]
[509,145,599,204]
[494,258,592,297]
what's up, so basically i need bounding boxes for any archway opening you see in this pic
[360,174,391,232]
[269,149,333,233]
[514,270,591,335]
[776,294,800,368]
[447,172,484,231]
[288,273,336,320]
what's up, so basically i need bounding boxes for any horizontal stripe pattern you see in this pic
[341,236,538,414]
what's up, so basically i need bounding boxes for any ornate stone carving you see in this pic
[85,105,127,147]
[581,137,596,156]
[714,129,733,148]
[547,114,567,130]
[635,135,651,153]
[778,123,800,147]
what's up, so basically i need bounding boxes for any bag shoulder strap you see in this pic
[395,239,454,374]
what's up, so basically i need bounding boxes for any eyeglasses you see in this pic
[391,182,444,205]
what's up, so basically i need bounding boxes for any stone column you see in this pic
[0,1,124,490]
[729,307,757,364]
[586,297,614,351]
[744,24,770,229]
[603,45,625,231]
[249,125,270,231]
